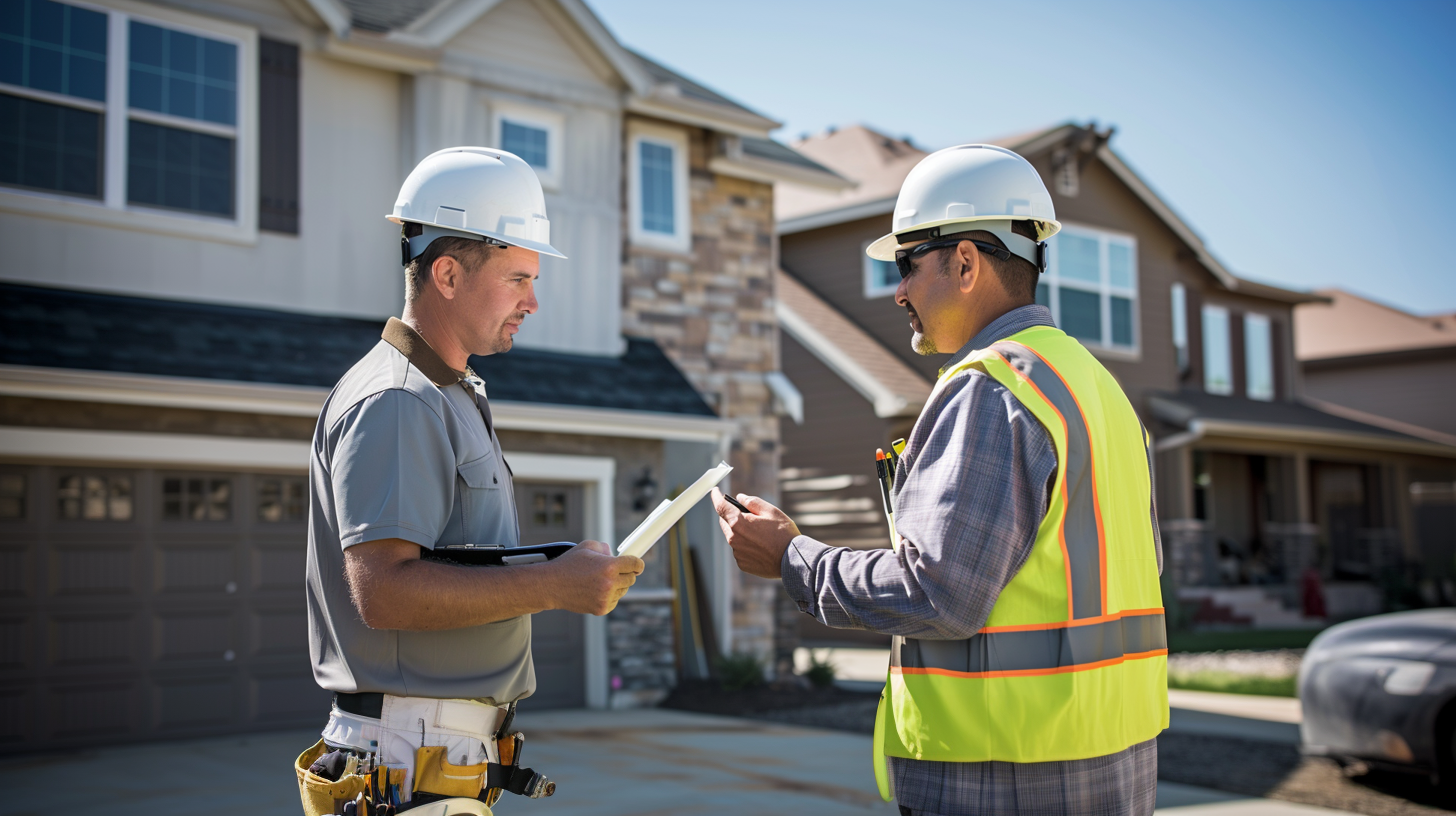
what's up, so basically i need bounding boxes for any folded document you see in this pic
[616,461,733,558]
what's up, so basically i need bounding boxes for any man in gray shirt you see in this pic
[306,148,642,801]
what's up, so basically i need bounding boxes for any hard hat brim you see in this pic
[387,215,567,260]
[866,215,1061,261]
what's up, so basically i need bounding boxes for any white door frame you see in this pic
[505,451,615,709]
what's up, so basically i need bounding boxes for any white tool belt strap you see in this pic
[322,695,507,794]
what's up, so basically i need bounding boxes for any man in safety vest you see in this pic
[712,144,1167,816]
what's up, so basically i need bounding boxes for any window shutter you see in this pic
[1229,311,1246,398]
[1183,285,1203,387]
[1270,317,1286,400]
[258,38,299,234]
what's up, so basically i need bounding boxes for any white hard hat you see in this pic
[388,146,566,264]
[866,144,1059,269]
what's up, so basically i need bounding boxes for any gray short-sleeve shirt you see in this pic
[306,318,533,702]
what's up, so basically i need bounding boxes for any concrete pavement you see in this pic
[0,707,1354,816]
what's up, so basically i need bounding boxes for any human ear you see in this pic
[957,241,980,295]
[430,256,460,300]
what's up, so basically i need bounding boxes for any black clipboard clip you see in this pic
[422,541,575,567]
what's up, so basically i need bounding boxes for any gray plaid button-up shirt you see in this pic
[780,305,1160,816]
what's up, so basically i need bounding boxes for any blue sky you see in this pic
[589,0,1456,314]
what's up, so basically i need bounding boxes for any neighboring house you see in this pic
[1295,289,1456,587]
[0,0,841,752]
[773,124,1456,642]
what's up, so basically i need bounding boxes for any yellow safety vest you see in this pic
[873,325,1168,799]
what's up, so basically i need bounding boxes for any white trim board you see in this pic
[0,426,310,470]
[505,451,615,710]
[0,365,733,442]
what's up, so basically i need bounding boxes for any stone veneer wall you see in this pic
[620,119,783,669]
[605,596,676,708]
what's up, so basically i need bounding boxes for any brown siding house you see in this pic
[776,124,1456,638]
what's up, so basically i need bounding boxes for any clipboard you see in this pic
[616,461,733,558]
[422,541,575,567]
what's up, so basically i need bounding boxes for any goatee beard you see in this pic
[912,332,939,355]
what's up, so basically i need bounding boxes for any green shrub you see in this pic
[716,652,765,691]
[1167,670,1297,698]
[804,653,836,689]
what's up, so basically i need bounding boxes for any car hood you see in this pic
[1306,608,1456,664]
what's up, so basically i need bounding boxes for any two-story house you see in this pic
[773,124,1456,642]
[0,0,843,752]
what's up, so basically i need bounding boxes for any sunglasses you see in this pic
[894,236,1013,280]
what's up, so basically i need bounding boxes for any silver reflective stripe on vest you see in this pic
[892,612,1167,676]
[989,341,1104,619]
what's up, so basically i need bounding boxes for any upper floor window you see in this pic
[628,124,690,253]
[863,241,898,298]
[0,0,253,230]
[1202,304,1233,395]
[1170,282,1189,372]
[1036,224,1138,353]
[1244,312,1274,401]
[492,101,562,190]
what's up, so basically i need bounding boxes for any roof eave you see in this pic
[627,94,777,138]
[777,195,896,235]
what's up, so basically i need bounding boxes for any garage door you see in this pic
[0,463,328,754]
[514,481,585,710]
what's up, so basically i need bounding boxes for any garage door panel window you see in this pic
[256,476,304,523]
[0,473,27,520]
[162,477,231,522]
[1041,225,1138,353]
[57,474,132,521]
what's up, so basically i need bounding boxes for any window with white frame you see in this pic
[492,102,562,190]
[1170,282,1189,372]
[1244,312,1274,401]
[0,0,249,223]
[628,126,690,252]
[863,240,898,298]
[1036,224,1138,352]
[1202,304,1233,395]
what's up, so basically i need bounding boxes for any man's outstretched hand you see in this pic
[710,488,800,579]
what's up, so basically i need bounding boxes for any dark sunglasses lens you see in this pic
[895,255,914,279]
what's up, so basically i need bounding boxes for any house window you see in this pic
[57,473,133,521]
[1170,283,1189,372]
[1041,224,1138,352]
[501,120,547,169]
[0,0,108,198]
[162,476,231,521]
[1244,313,1274,401]
[532,491,568,527]
[257,476,305,523]
[0,0,251,230]
[1202,304,1233,395]
[628,125,690,252]
[492,102,562,189]
[863,241,898,298]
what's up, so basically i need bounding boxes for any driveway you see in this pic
[0,707,1359,816]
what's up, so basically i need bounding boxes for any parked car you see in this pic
[1299,608,1456,788]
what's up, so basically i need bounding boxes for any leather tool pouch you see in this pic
[413,745,488,799]
[295,739,369,816]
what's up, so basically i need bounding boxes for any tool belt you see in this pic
[296,697,555,815]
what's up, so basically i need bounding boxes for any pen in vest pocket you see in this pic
[875,449,898,551]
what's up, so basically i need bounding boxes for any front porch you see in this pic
[1150,391,1456,628]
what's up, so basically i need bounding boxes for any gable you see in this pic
[445,0,618,90]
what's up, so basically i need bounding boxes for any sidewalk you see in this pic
[0,708,1354,816]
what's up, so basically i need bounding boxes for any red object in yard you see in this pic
[1302,568,1327,618]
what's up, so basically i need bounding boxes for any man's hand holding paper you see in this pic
[710,489,800,579]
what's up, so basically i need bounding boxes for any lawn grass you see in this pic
[1168,628,1322,654]
[1167,671,1298,698]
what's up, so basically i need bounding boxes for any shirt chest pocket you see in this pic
[456,451,503,545]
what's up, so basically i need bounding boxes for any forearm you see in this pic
[781,535,994,639]
[354,556,559,630]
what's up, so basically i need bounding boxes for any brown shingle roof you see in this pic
[1295,288,1456,360]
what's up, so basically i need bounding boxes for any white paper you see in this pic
[616,461,733,558]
